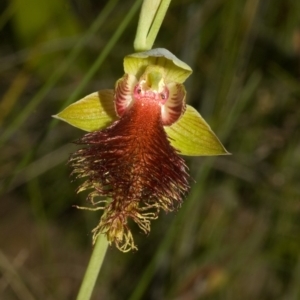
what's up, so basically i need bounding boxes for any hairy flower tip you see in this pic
[70,95,190,251]
[92,202,158,252]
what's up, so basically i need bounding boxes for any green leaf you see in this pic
[164,105,229,156]
[124,48,192,84]
[53,89,118,132]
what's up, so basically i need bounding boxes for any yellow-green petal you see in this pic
[124,48,192,84]
[53,90,118,132]
[164,105,229,156]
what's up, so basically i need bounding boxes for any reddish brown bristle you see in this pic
[70,96,190,251]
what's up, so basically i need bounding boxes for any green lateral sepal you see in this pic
[53,90,117,132]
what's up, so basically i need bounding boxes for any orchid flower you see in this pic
[54,48,228,252]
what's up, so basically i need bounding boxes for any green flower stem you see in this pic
[134,0,161,50]
[76,234,109,300]
[134,0,172,51]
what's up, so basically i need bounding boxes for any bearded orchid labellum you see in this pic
[54,48,229,252]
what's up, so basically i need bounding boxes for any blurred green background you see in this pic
[1,0,300,299]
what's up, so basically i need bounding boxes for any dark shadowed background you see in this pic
[1,0,300,299]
